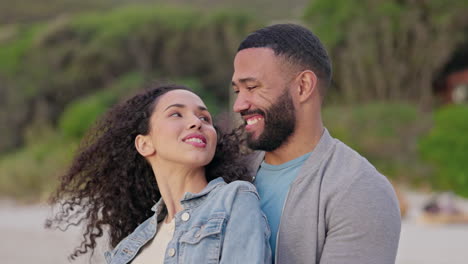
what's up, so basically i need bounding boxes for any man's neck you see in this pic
[264,124,323,165]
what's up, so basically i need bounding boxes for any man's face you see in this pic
[232,48,296,151]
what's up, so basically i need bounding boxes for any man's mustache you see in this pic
[240,109,266,118]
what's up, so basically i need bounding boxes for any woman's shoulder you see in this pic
[213,179,260,201]
[220,179,256,191]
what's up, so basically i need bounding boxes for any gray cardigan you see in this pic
[250,128,401,264]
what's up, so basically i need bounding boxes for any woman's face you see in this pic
[146,89,217,168]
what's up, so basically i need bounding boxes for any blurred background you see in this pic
[0,0,468,263]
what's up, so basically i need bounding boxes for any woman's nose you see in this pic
[188,116,202,130]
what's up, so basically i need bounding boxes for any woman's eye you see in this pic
[200,116,211,122]
[170,112,182,117]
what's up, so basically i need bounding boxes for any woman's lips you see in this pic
[182,133,207,148]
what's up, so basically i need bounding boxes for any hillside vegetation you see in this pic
[1,0,468,201]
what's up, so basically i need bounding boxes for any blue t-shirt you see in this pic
[254,152,312,259]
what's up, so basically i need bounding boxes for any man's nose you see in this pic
[233,91,250,113]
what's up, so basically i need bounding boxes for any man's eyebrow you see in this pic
[164,104,208,112]
[232,77,258,86]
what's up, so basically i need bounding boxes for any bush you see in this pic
[323,102,431,182]
[58,91,115,139]
[0,134,77,201]
[303,0,468,105]
[176,78,222,116]
[58,71,145,139]
[419,105,468,197]
[0,5,261,153]
[0,24,44,76]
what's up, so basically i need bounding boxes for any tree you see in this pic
[304,0,468,107]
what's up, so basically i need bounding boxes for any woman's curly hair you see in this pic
[46,84,251,260]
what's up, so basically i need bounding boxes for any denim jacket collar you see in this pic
[151,177,226,213]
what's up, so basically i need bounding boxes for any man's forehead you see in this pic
[234,47,277,63]
[233,48,296,82]
[233,48,279,77]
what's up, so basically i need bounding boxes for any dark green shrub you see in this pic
[0,134,77,201]
[419,105,468,197]
[0,5,261,153]
[58,72,145,139]
[176,78,221,116]
[58,90,115,139]
[303,0,468,105]
[324,102,431,181]
[0,24,44,76]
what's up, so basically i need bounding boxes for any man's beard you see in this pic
[244,89,296,151]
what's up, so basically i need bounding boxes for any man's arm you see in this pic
[319,170,401,264]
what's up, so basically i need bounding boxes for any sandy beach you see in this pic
[1,190,468,264]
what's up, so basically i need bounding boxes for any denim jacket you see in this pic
[104,177,271,264]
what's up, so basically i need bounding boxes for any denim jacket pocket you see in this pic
[179,212,226,264]
[105,221,155,264]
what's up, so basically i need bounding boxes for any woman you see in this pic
[47,84,271,263]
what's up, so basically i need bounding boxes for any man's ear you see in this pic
[135,134,156,157]
[296,70,318,103]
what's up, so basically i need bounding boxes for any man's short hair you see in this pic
[238,23,332,95]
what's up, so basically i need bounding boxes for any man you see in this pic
[231,24,401,264]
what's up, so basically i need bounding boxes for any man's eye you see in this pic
[233,89,240,94]
[247,86,257,90]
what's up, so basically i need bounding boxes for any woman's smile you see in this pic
[183,133,207,148]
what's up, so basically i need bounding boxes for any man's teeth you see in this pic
[247,117,263,125]
[185,138,204,143]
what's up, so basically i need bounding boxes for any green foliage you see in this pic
[303,0,405,47]
[71,6,197,39]
[0,0,307,25]
[0,5,262,155]
[304,0,468,105]
[176,78,221,115]
[58,71,145,139]
[0,24,44,75]
[324,102,431,181]
[31,5,260,100]
[304,0,466,48]
[0,5,263,199]
[303,0,359,47]
[419,105,468,197]
[0,134,77,201]
[58,91,115,139]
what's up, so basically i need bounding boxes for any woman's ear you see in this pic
[135,134,156,157]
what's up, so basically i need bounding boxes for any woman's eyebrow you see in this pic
[164,104,208,112]
[164,104,185,111]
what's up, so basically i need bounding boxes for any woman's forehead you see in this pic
[155,89,206,111]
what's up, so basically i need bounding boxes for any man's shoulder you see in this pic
[320,136,381,179]
[302,134,393,197]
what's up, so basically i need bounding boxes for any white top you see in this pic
[132,218,175,264]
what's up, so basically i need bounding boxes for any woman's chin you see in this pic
[179,156,213,169]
